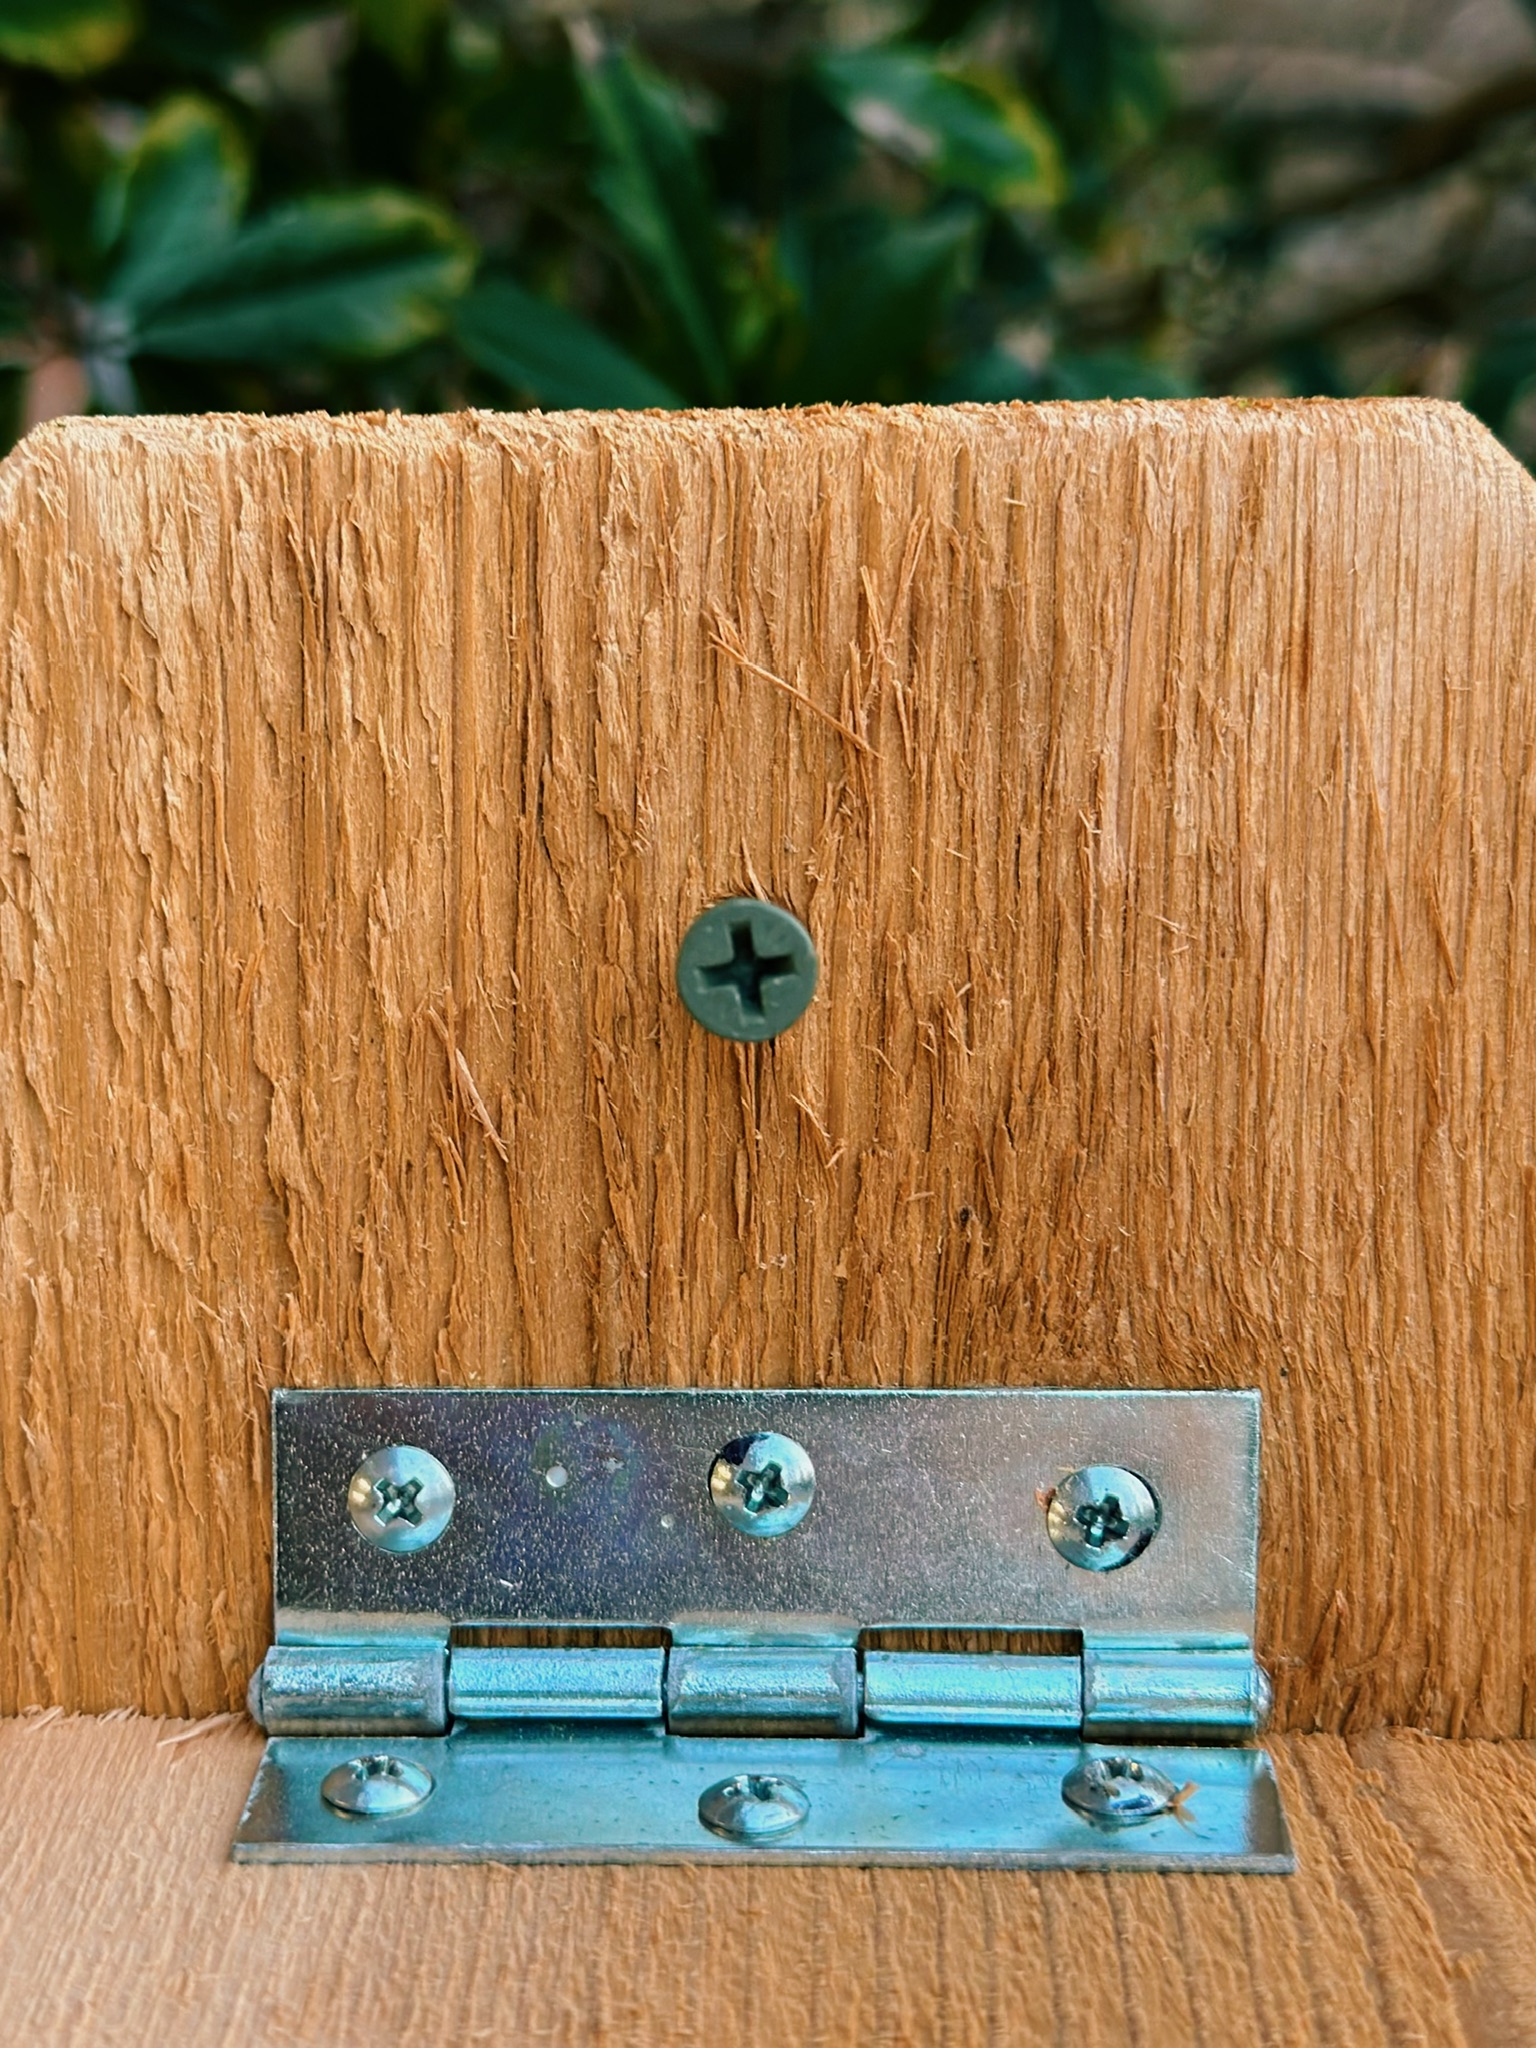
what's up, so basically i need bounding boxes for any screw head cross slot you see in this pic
[703,921,794,1014]
[347,1445,456,1554]
[737,1462,790,1515]
[1061,1755,1182,1829]
[709,1431,816,1538]
[698,1773,811,1842]
[373,1477,423,1527]
[321,1753,435,1819]
[676,898,818,1042]
[1045,1464,1160,1571]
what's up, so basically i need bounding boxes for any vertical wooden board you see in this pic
[0,399,1533,1729]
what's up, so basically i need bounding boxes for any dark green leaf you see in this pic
[0,0,134,74]
[128,192,473,362]
[356,0,441,74]
[1028,0,1168,160]
[12,100,118,278]
[907,0,995,43]
[137,0,267,74]
[938,342,1192,402]
[455,275,681,410]
[102,95,248,318]
[774,207,977,402]
[1464,324,1536,434]
[463,54,584,172]
[816,47,1062,210]
[575,37,729,400]
[0,282,30,338]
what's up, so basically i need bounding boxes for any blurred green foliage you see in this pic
[0,0,1531,451]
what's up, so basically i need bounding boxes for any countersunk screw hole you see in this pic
[347,1445,455,1554]
[708,1432,815,1538]
[1045,1465,1160,1571]
[698,1772,811,1842]
[320,1751,435,1818]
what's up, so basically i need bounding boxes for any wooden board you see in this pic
[1,400,1533,1731]
[1,1716,1532,2045]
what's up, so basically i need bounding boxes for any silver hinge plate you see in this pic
[233,1387,1293,1872]
[237,1730,1286,1871]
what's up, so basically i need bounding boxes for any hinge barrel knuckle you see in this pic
[863,1651,1083,1731]
[1081,1640,1270,1745]
[252,1644,448,1736]
[664,1645,859,1736]
[449,1647,664,1722]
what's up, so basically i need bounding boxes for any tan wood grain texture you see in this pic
[0,398,1533,1732]
[0,1715,1529,2046]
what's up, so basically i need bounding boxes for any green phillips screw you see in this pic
[675,897,818,1043]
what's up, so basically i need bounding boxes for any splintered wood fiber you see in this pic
[0,398,1532,1731]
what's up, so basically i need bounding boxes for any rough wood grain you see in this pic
[0,399,1533,1730]
[1,1716,1530,2046]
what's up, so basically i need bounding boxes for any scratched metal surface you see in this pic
[273,1388,1259,1638]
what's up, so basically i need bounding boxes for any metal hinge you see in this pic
[235,1387,1293,1872]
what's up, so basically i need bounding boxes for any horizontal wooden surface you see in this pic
[0,1716,1530,2045]
[0,400,1533,1730]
